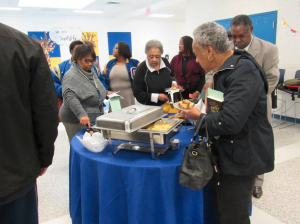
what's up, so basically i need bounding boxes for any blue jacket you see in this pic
[103,58,139,90]
[51,59,108,97]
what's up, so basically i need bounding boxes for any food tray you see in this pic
[102,118,182,145]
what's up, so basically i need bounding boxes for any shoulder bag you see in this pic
[179,114,219,190]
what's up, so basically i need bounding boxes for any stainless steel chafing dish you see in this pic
[95,105,183,159]
[96,105,164,133]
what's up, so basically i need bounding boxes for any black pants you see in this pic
[0,186,38,224]
[211,173,255,224]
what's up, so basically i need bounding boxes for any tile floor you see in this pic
[40,120,300,224]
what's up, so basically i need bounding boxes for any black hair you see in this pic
[69,40,83,53]
[73,45,96,62]
[230,15,253,30]
[181,36,195,57]
[226,29,232,37]
[117,41,132,59]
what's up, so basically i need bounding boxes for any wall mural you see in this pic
[28,31,61,68]
[82,31,100,67]
[28,28,99,68]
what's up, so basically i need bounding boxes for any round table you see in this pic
[69,125,216,224]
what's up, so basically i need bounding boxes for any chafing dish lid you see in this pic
[95,105,164,133]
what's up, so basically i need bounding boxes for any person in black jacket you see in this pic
[133,39,174,106]
[182,22,274,224]
[0,23,58,223]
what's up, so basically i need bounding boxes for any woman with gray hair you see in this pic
[133,39,174,105]
[182,22,274,224]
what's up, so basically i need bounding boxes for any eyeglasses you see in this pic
[82,59,95,64]
[147,55,161,60]
[178,43,184,46]
[113,46,118,50]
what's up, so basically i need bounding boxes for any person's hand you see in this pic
[203,81,213,91]
[158,94,169,102]
[107,91,116,96]
[80,116,91,128]
[40,168,48,176]
[203,83,209,91]
[178,85,185,92]
[181,107,201,120]
[193,91,200,99]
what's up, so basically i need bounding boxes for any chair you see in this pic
[271,69,285,109]
[279,69,285,84]
[295,70,300,79]
[275,69,299,127]
[272,69,285,123]
[282,70,299,101]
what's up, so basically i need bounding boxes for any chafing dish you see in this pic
[102,118,182,145]
[94,105,183,159]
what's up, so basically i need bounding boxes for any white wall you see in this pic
[1,0,300,119]
[0,15,186,68]
[277,0,300,71]
[186,0,300,119]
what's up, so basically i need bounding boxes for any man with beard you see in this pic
[230,14,279,199]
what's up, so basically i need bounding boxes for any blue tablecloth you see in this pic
[70,125,216,224]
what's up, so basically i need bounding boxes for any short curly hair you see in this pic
[193,22,229,53]
[230,14,253,30]
[145,39,164,54]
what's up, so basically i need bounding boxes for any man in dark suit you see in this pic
[231,14,279,198]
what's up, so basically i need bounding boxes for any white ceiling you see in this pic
[0,0,186,21]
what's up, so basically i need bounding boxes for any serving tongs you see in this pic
[154,113,181,126]
[167,113,181,119]
[85,127,101,134]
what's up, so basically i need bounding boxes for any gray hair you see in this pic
[145,39,164,54]
[230,14,253,30]
[193,22,229,53]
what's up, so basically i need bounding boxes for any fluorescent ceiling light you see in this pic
[18,0,95,9]
[74,10,103,14]
[149,14,174,18]
[0,7,22,11]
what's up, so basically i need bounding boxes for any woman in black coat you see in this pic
[182,22,274,224]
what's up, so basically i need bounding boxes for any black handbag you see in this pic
[179,115,219,190]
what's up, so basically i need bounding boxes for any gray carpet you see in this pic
[37,121,300,223]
